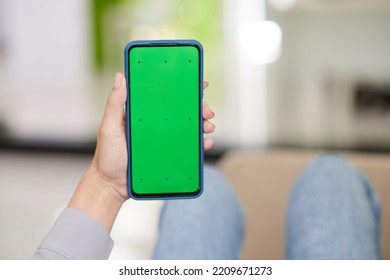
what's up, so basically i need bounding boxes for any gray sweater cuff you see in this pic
[32,208,114,260]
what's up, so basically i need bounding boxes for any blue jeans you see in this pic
[153,156,382,259]
[153,166,245,259]
[286,154,382,259]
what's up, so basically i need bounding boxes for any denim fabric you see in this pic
[153,165,245,259]
[153,155,382,260]
[286,155,382,259]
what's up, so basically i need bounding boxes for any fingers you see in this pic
[203,101,215,120]
[204,138,214,151]
[202,81,214,150]
[202,82,214,120]
[203,120,215,134]
[99,73,127,136]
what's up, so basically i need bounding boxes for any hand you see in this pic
[203,81,216,151]
[69,73,216,232]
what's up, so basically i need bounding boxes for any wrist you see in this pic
[68,167,125,233]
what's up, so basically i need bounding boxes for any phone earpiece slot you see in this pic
[149,43,178,46]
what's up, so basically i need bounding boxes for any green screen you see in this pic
[128,45,201,196]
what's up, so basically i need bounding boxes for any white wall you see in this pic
[267,3,390,148]
[0,0,95,142]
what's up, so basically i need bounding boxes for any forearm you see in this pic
[68,166,125,233]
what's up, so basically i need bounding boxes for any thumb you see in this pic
[99,73,127,135]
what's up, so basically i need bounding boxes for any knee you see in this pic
[203,165,237,199]
[300,154,358,184]
[291,154,367,199]
[162,165,245,227]
[307,154,353,175]
[160,165,246,244]
[203,166,241,202]
[202,165,245,220]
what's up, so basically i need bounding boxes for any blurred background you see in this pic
[1,0,390,259]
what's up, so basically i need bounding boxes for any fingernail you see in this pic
[114,72,123,89]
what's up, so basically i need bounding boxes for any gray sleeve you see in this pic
[31,207,114,260]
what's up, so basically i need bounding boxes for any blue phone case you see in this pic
[124,39,204,200]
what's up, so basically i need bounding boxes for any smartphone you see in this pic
[124,40,204,200]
